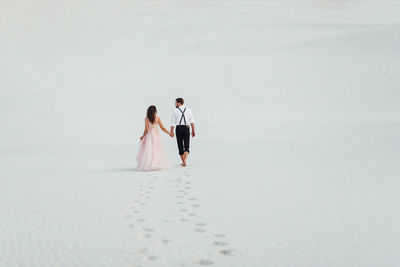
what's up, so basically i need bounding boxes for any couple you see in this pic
[136,98,195,171]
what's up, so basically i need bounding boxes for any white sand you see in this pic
[1,1,400,266]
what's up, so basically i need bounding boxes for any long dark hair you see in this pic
[146,105,157,123]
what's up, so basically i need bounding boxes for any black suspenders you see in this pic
[178,107,187,125]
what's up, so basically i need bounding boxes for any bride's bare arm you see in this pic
[140,118,149,140]
[158,118,173,137]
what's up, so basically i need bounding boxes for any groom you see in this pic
[170,98,195,167]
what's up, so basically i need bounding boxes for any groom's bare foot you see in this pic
[181,161,187,167]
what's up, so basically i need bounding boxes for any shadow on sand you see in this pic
[99,168,138,173]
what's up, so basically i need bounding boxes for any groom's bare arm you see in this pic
[191,123,195,137]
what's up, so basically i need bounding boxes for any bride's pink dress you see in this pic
[136,121,170,171]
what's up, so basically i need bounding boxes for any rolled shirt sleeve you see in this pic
[186,109,194,124]
[171,110,176,126]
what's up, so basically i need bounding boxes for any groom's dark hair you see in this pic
[176,98,184,104]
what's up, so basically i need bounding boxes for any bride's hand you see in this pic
[140,136,144,141]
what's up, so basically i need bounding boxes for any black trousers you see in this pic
[175,125,190,155]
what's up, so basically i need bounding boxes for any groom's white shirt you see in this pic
[171,105,194,126]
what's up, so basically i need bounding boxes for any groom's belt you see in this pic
[176,125,190,127]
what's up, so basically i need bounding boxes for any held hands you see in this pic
[170,131,174,137]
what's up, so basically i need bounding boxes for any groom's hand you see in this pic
[170,132,174,137]
[192,131,195,138]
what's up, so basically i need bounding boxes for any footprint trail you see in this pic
[123,168,237,265]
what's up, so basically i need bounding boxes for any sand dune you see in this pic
[1,1,399,266]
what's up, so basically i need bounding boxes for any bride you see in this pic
[136,105,172,171]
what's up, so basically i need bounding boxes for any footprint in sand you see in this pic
[213,241,228,246]
[220,249,234,256]
[214,234,226,238]
[148,255,158,261]
[198,259,214,265]
[213,234,228,247]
